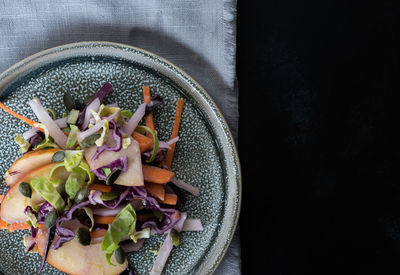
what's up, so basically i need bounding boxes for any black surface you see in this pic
[238,1,400,274]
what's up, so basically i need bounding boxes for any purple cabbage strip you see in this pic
[31,226,38,238]
[88,186,130,209]
[145,95,164,115]
[142,150,165,164]
[91,120,122,161]
[52,200,91,250]
[77,82,113,129]
[38,227,55,274]
[92,156,128,181]
[26,226,38,252]
[38,202,55,223]
[140,197,181,234]
[23,203,55,226]
[123,187,182,234]
[27,132,45,151]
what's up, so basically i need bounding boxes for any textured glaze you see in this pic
[0,42,241,275]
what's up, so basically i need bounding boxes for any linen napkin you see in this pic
[0,0,240,274]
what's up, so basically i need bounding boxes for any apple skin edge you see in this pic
[5,149,61,186]
[0,162,69,224]
[36,220,127,275]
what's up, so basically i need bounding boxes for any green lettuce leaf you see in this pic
[98,105,124,125]
[101,204,136,265]
[64,150,83,172]
[83,207,94,232]
[66,125,79,148]
[95,120,109,147]
[130,228,151,243]
[33,123,59,150]
[122,137,131,149]
[79,161,94,184]
[30,176,65,211]
[14,134,30,153]
[26,210,38,228]
[65,167,86,199]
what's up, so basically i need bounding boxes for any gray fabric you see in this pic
[0,1,240,274]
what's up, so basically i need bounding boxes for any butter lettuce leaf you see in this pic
[30,177,65,211]
[64,150,83,172]
[65,167,86,199]
[14,134,30,153]
[101,204,136,265]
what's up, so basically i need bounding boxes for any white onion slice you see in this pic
[107,103,118,108]
[23,118,67,140]
[81,97,101,130]
[170,178,200,196]
[92,206,125,216]
[182,219,204,232]
[123,103,146,136]
[173,212,187,232]
[22,127,39,140]
[29,98,67,149]
[149,231,173,275]
[55,117,68,128]
[92,200,143,216]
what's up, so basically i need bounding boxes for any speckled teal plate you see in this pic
[0,42,241,275]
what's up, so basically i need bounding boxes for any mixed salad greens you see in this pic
[0,83,203,275]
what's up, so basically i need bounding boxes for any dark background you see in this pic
[238,1,400,274]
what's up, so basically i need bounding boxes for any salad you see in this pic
[0,83,203,275]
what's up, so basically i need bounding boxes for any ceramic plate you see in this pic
[0,42,241,275]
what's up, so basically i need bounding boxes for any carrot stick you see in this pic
[142,164,175,184]
[164,99,184,169]
[0,195,4,204]
[145,182,165,200]
[158,193,178,205]
[0,102,44,133]
[7,222,30,232]
[89,184,112,193]
[90,229,108,239]
[143,86,155,132]
[0,219,7,229]
[94,216,115,225]
[132,131,153,153]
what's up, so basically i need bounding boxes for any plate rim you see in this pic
[0,41,242,275]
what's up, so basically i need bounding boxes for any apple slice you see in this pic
[36,220,127,275]
[0,163,69,224]
[5,148,61,186]
[84,134,144,187]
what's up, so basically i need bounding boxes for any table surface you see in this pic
[238,0,400,274]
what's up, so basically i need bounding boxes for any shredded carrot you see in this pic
[158,193,178,205]
[132,131,153,153]
[0,219,7,229]
[89,184,112,193]
[7,222,30,232]
[0,195,4,204]
[145,182,165,200]
[0,102,44,133]
[94,215,115,225]
[90,229,108,239]
[164,99,184,169]
[143,86,155,132]
[0,220,43,231]
[142,164,175,184]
